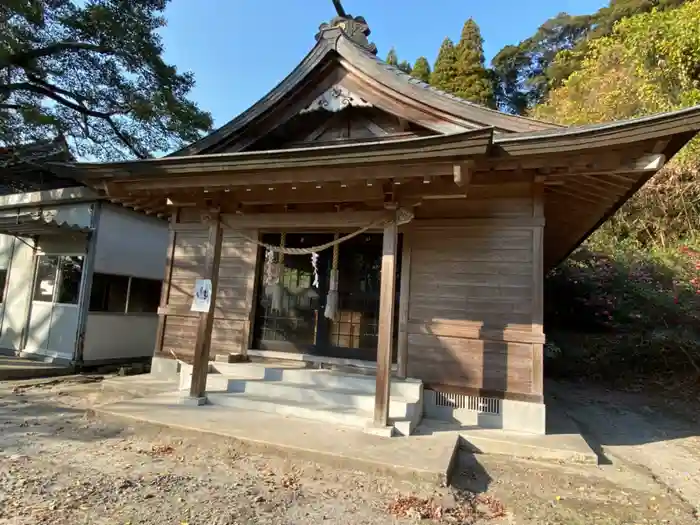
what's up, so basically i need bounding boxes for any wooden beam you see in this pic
[374,209,398,428]
[218,210,390,230]
[110,163,459,192]
[188,210,224,402]
[396,232,412,379]
[153,209,178,358]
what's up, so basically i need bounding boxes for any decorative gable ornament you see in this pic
[300,85,372,114]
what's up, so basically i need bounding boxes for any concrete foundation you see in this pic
[423,390,546,435]
[150,356,181,381]
[180,395,207,406]
[94,388,597,485]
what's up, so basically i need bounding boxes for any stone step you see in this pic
[206,392,416,436]
[225,378,419,420]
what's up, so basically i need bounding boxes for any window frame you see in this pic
[32,253,85,307]
[88,272,162,315]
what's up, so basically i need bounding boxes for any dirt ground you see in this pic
[0,376,698,525]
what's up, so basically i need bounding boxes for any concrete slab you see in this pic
[0,356,73,381]
[100,375,180,398]
[415,419,598,465]
[95,391,459,484]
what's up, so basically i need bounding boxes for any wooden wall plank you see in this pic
[159,224,260,363]
[396,232,412,379]
[406,218,539,398]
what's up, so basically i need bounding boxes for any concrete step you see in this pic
[179,362,424,436]
[225,378,419,420]
[206,392,416,436]
[210,361,423,400]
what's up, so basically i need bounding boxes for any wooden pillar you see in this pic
[396,231,411,379]
[374,212,398,427]
[188,210,223,402]
[532,178,545,397]
[154,208,179,358]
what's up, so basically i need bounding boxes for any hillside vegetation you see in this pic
[535,1,700,396]
[396,0,700,395]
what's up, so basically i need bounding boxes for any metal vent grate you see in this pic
[433,391,501,415]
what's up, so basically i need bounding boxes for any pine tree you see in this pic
[411,57,432,83]
[386,48,412,74]
[0,0,212,160]
[431,38,458,92]
[397,60,413,74]
[453,19,494,106]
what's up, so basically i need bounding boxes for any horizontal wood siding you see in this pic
[415,183,533,220]
[158,225,258,362]
[406,206,541,399]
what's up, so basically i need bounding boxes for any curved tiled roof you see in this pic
[174,27,559,156]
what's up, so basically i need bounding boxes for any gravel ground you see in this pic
[0,376,698,524]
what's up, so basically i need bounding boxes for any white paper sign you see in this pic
[191,279,212,313]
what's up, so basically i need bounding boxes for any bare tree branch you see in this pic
[0,41,115,69]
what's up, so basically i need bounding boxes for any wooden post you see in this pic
[396,231,411,379]
[187,210,223,403]
[374,211,398,427]
[154,208,179,358]
[532,178,545,398]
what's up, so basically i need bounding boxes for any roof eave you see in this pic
[70,127,494,182]
[494,105,700,156]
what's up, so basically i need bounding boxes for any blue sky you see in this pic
[160,0,608,128]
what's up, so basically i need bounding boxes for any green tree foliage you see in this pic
[536,0,700,283]
[431,38,458,92]
[538,1,700,392]
[0,0,213,161]
[411,56,431,83]
[453,19,494,106]
[397,60,412,74]
[491,0,687,114]
[385,47,412,74]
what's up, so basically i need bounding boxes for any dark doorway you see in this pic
[252,232,401,362]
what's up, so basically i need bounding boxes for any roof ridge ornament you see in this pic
[316,0,377,55]
[299,85,372,114]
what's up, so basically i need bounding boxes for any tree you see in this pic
[534,0,700,247]
[385,47,398,66]
[0,0,213,162]
[453,19,494,106]
[385,47,412,74]
[411,56,431,83]
[397,60,412,74]
[431,38,458,92]
[491,0,687,114]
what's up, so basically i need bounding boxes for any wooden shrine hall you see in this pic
[70,8,700,436]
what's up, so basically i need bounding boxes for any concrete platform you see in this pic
[100,374,179,399]
[0,355,73,381]
[417,420,598,465]
[94,389,598,484]
[95,391,458,484]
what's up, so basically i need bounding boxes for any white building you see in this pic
[0,186,168,366]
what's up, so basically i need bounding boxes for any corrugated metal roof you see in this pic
[0,209,92,237]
